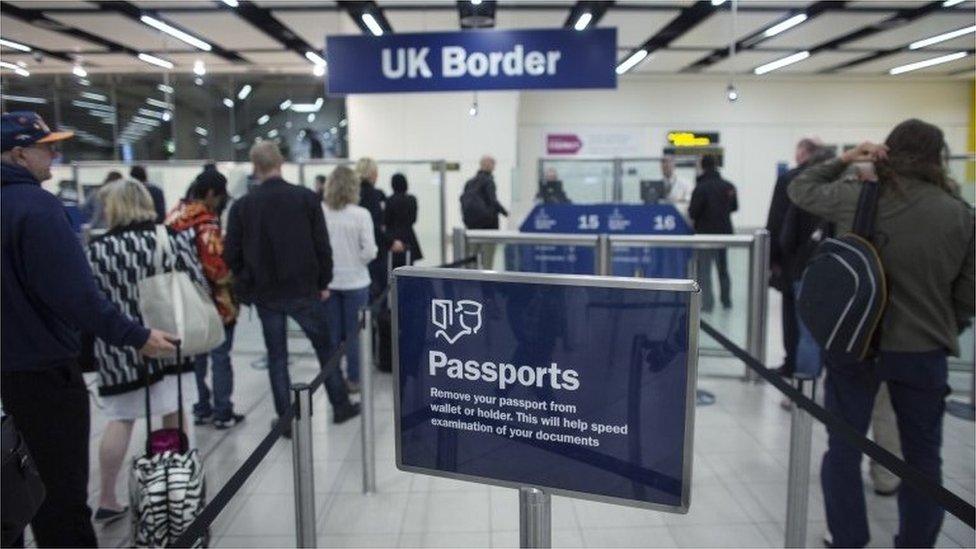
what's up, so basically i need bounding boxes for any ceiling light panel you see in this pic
[599,10,680,49]
[761,12,895,48]
[702,49,787,73]
[0,15,108,52]
[494,10,566,30]
[670,11,787,48]
[630,50,715,73]
[841,49,967,73]
[160,12,282,50]
[842,13,976,50]
[45,13,196,51]
[757,49,866,72]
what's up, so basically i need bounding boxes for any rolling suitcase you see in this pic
[376,250,410,372]
[130,343,208,548]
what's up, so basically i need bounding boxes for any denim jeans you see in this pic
[193,323,236,420]
[255,296,351,417]
[324,286,370,384]
[821,351,947,548]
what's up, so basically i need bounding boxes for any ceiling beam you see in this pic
[563,1,612,30]
[682,1,837,72]
[338,1,395,35]
[615,0,716,73]
[0,37,74,63]
[221,1,319,60]
[91,1,247,63]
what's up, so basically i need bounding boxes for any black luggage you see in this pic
[376,250,410,373]
[797,180,887,363]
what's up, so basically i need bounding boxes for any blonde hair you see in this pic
[355,157,378,182]
[250,141,284,173]
[101,178,157,229]
[324,165,360,210]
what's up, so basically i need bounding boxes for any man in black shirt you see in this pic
[357,157,387,297]
[689,154,738,312]
[224,142,358,429]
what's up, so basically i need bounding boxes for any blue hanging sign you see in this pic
[325,28,617,94]
[393,268,699,511]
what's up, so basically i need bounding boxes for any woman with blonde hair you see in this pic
[86,178,206,522]
[322,165,378,391]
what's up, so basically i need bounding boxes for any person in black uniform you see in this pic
[356,157,387,297]
[384,173,422,268]
[689,154,738,312]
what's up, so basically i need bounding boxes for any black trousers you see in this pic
[697,249,731,310]
[1,363,97,548]
[780,286,798,374]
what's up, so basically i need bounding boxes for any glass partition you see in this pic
[620,159,663,204]
[538,158,613,204]
[946,155,974,395]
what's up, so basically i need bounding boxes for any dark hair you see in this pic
[877,118,951,194]
[391,173,408,194]
[314,175,326,183]
[104,170,123,184]
[797,138,819,155]
[188,167,227,200]
[700,154,718,172]
[129,165,147,183]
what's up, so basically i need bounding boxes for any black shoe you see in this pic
[333,402,361,424]
[773,365,795,378]
[213,413,245,430]
[722,301,733,309]
[94,506,128,524]
[874,485,900,497]
[272,419,292,439]
[193,412,212,426]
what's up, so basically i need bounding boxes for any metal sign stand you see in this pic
[784,378,815,547]
[291,383,317,548]
[361,307,376,493]
[519,487,552,548]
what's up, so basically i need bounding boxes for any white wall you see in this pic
[346,75,972,238]
[517,75,972,228]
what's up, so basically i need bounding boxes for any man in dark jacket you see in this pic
[224,141,358,429]
[357,157,387,297]
[461,155,508,267]
[1,112,175,547]
[129,164,166,222]
[689,154,738,311]
[765,138,819,376]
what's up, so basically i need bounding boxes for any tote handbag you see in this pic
[138,225,224,357]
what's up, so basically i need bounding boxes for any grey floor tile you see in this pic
[572,499,666,529]
[318,532,401,547]
[402,492,492,533]
[489,491,577,531]
[581,526,677,548]
[223,493,296,536]
[661,483,756,526]
[411,531,492,548]
[668,522,773,547]
[212,535,296,547]
[318,492,410,535]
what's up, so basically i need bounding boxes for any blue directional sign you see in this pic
[508,204,693,277]
[393,268,699,511]
[325,28,616,94]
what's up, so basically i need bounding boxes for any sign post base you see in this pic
[519,487,551,549]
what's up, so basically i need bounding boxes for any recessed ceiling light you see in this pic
[909,25,976,49]
[361,13,384,36]
[140,15,212,52]
[763,13,808,39]
[139,53,174,69]
[889,51,968,75]
[753,50,810,74]
[574,12,592,31]
[615,49,648,75]
[0,38,31,52]
[238,84,252,100]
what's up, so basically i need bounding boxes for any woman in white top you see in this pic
[322,165,378,391]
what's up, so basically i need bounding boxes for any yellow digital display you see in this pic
[667,131,717,147]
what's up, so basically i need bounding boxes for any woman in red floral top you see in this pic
[167,167,244,429]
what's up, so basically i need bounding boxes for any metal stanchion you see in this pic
[784,378,815,548]
[746,230,771,382]
[291,383,316,548]
[519,487,551,549]
[595,234,611,276]
[360,307,376,494]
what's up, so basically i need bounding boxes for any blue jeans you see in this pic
[255,296,350,418]
[821,351,947,548]
[793,281,823,379]
[193,324,236,420]
[324,286,370,384]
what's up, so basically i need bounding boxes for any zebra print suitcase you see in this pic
[129,344,208,547]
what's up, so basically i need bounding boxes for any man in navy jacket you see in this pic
[1,112,174,547]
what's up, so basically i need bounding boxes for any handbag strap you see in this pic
[175,341,184,435]
[142,362,152,453]
[852,181,881,240]
[152,224,173,273]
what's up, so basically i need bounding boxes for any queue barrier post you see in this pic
[519,487,551,549]
[595,234,611,276]
[746,230,771,382]
[360,307,377,494]
[452,227,467,265]
[784,377,815,548]
[291,383,317,548]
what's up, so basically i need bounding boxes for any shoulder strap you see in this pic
[142,362,152,453]
[852,181,880,239]
[153,224,174,272]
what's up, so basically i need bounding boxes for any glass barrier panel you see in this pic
[500,243,597,275]
[539,159,613,204]
[693,247,750,367]
[619,159,663,204]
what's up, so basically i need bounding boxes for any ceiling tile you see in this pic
[160,51,235,67]
[703,49,789,73]
[614,0,695,6]
[493,10,567,30]
[0,53,74,68]
[845,1,929,7]
[274,9,359,49]
[0,14,107,52]
[841,50,969,73]
[759,49,868,72]
[600,9,680,49]
[161,11,282,50]
[761,11,896,49]
[909,53,974,74]
[671,11,788,49]
[238,50,307,65]
[384,10,459,33]
[633,49,709,72]
[842,12,976,50]
[129,1,219,7]
[46,12,196,51]
[252,1,337,7]
[75,52,150,68]
[5,1,96,8]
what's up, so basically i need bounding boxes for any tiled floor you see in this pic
[34,294,976,548]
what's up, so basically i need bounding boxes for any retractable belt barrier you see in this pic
[172,344,344,548]
[700,320,976,529]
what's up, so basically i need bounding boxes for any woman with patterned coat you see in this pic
[86,178,205,524]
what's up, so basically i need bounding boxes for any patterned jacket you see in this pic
[87,222,205,396]
[167,200,239,325]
